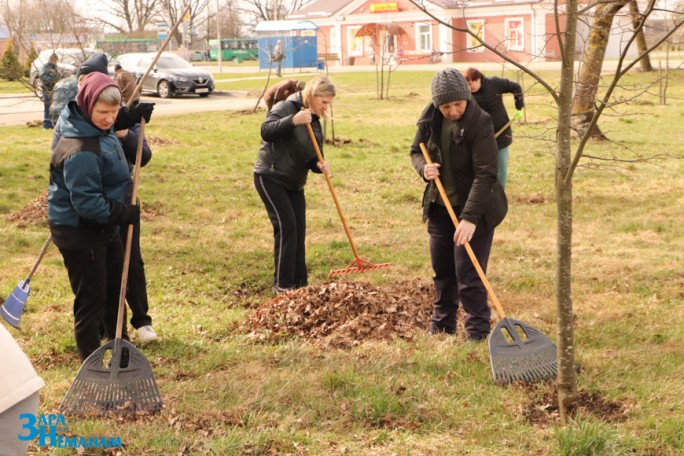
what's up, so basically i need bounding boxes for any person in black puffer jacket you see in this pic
[410,68,507,341]
[464,68,524,188]
[254,76,335,293]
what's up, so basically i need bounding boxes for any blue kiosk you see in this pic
[255,20,318,72]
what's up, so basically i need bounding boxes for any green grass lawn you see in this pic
[1,68,683,455]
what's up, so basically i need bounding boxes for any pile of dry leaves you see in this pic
[7,191,48,226]
[244,280,435,348]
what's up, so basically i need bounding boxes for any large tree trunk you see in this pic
[571,1,629,139]
[630,0,654,71]
[557,0,580,423]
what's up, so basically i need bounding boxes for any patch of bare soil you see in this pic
[521,383,632,427]
[7,191,48,226]
[513,194,547,205]
[146,136,178,147]
[325,136,353,146]
[244,280,434,348]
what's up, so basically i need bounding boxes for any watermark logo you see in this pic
[18,413,122,449]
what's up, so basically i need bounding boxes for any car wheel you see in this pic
[157,80,172,98]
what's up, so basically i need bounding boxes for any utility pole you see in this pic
[216,0,223,73]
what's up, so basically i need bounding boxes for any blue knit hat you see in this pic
[77,53,109,78]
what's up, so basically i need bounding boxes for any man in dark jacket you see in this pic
[464,68,524,188]
[410,68,507,340]
[39,53,62,129]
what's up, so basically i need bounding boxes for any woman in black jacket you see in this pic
[464,68,524,188]
[410,68,507,340]
[254,76,335,293]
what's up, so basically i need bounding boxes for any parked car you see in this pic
[116,52,214,98]
[29,48,117,97]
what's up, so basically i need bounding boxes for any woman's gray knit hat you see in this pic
[431,68,471,107]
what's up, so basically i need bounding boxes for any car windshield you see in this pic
[155,54,194,69]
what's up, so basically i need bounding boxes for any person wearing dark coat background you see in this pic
[253,76,335,293]
[410,68,507,340]
[264,79,305,112]
[464,68,524,188]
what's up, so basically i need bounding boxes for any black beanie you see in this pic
[431,68,471,107]
[77,53,109,78]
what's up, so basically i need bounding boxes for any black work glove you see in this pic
[107,200,140,226]
[514,95,524,111]
[132,101,154,123]
[114,102,155,131]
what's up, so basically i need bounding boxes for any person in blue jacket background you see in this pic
[48,72,140,361]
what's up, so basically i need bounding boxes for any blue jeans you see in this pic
[498,146,509,188]
[42,93,53,129]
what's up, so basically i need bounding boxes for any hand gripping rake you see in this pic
[419,143,557,385]
[306,123,391,277]
[1,235,52,329]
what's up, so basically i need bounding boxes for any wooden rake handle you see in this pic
[419,143,507,319]
[305,123,362,261]
[25,235,53,282]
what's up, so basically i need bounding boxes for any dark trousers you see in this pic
[42,93,53,129]
[120,221,151,329]
[254,174,308,289]
[427,203,494,338]
[58,235,128,361]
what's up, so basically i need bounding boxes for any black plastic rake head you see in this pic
[488,317,558,385]
[60,339,162,417]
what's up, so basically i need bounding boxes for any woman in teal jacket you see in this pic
[48,72,140,361]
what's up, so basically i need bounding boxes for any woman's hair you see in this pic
[464,67,483,82]
[301,75,336,109]
[97,85,122,106]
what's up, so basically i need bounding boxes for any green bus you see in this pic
[208,39,258,62]
[95,39,158,56]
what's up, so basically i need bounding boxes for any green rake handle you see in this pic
[419,143,507,319]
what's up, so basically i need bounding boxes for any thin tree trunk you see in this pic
[557,0,580,423]
[571,1,628,139]
[630,0,654,71]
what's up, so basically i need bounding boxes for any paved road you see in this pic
[0,91,259,127]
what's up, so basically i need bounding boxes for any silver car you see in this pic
[116,52,214,98]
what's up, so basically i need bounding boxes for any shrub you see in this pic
[0,37,23,81]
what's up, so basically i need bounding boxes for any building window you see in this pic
[416,23,432,52]
[505,18,524,51]
[348,26,364,56]
[466,20,485,53]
